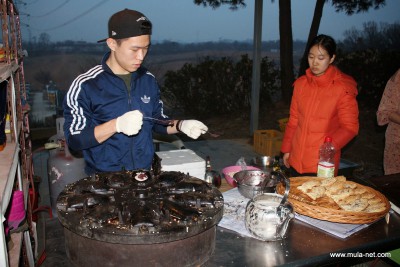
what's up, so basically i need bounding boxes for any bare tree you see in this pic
[193,0,386,104]
[34,70,52,89]
[279,0,294,103]
[194,0,295,104]
[341,21,400,51]
[193,0,245,9]
[38,32,51,48]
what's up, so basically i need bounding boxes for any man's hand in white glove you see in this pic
[178,120,208,139]
[116,110,143,136]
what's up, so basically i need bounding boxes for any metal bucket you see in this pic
[64,226,216,267]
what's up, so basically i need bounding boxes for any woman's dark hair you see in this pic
[308,34,337,58]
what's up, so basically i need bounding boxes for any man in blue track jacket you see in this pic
[63,9,208,175]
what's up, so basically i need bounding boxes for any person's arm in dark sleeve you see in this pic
[63,84,103,150]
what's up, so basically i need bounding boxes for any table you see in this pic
[42,176,400,267]
[204,175,400,266]
[205,212,400,266]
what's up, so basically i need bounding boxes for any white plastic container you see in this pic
[156,149,205,179]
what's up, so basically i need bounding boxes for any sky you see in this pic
[18,0,400,43]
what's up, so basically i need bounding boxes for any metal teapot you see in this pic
[244,171,294,241]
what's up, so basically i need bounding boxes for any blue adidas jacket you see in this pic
[63,52,169,175]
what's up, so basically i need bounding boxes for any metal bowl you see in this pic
[233,170,277,199]
[221,165,260,187]
[250,156,274,170]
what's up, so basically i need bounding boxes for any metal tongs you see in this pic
[143,117,222,138]
[143,117,174,126]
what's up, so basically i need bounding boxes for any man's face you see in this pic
[107,35,151,74]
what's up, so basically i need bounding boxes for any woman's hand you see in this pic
[283,153,290,168]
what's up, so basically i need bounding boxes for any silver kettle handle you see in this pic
[270,171,290,214]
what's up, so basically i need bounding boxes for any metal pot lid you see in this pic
[57,170,224,244]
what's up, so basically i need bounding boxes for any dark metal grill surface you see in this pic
[56,170,224,244]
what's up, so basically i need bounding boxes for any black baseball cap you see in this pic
[97,9,152,43]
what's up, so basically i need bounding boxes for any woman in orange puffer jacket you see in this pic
[281,34,359,177]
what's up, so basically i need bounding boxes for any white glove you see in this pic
[179,120,208,139]
[116,110,143,136]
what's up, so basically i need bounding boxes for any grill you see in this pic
[56,165,224,266]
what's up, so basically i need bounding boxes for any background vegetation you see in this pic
[160,21,399,117]
[23,21,399,121]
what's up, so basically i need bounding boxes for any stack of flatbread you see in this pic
[296,176,386,213]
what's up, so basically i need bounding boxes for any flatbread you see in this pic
[292,176,387,214]
[368,198,382,205]
[343,182,357,189]
[329,188,354,202]
[305,186,326,200]
[320,178,337,187]
[297,180,321,193]
[335,176,347,182]
[326,181,345,194]
[338,198,369,212]
[360,192,375,199]
[365,202,386,213]
[353,188,367,195]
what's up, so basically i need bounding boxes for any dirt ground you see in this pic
[198,102,386,179]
